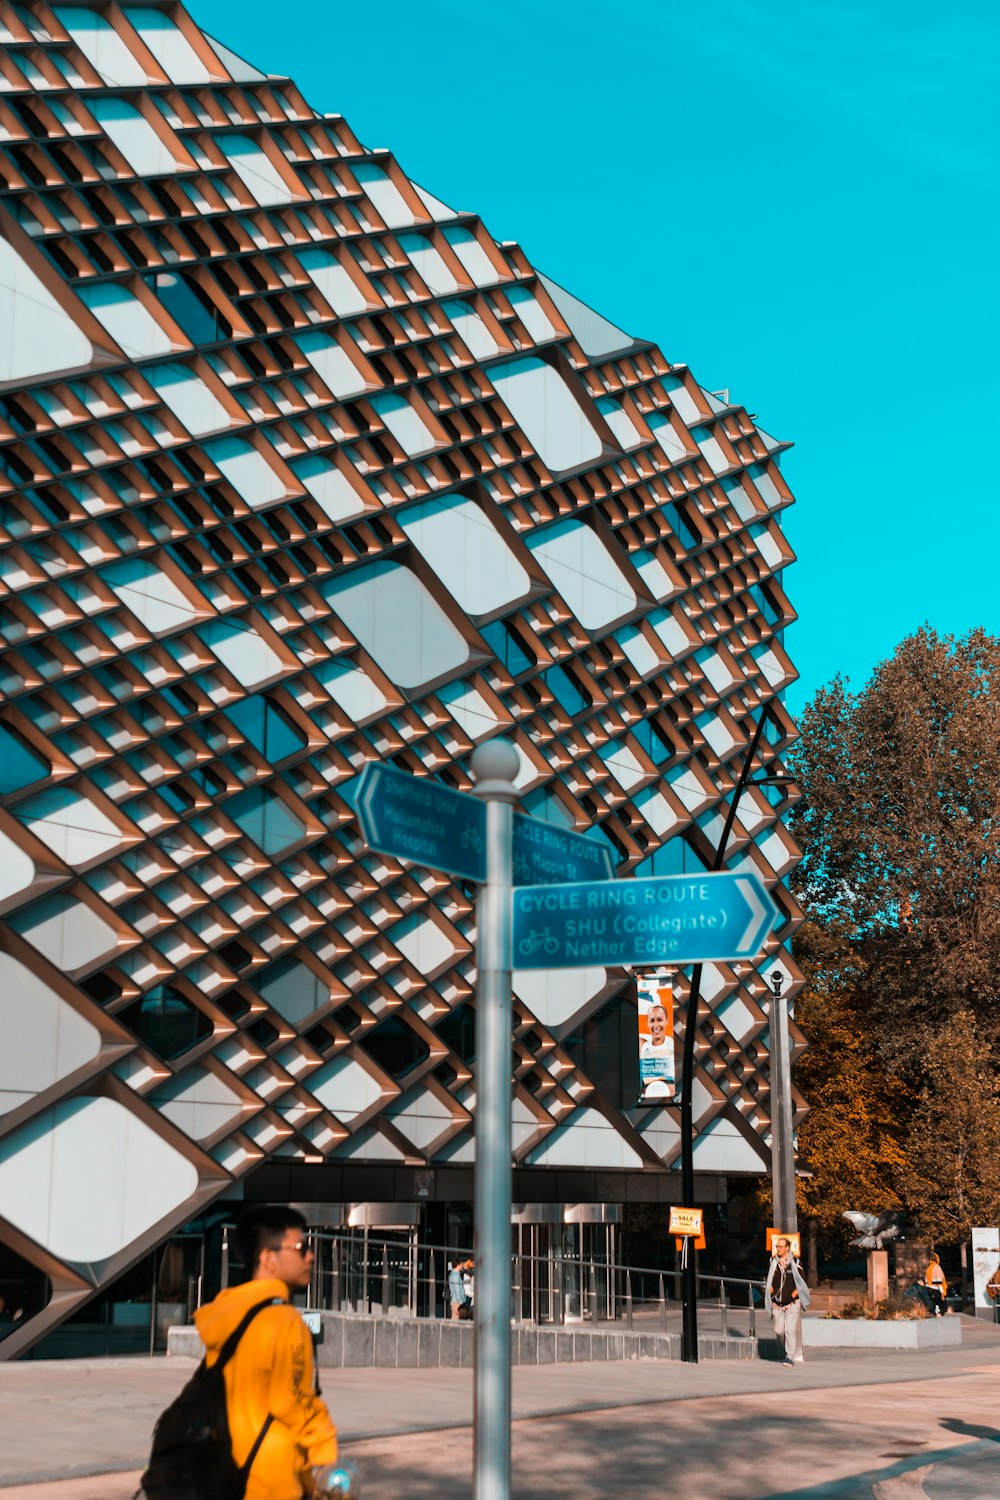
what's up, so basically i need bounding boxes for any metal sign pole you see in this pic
[470,739,520,1500]
[679,962,702,1364]
[769,969,798,1235]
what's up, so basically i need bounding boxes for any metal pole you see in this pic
[471,739,519,1500]
[679,962,702,1363]
[679,707,776,1364]
[769,969,797,1235]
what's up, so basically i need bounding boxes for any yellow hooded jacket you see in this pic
[195,1278,337,1500]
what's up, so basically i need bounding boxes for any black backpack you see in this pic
[138,1296,285,1500]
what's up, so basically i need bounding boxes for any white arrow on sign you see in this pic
[735,874,771,955]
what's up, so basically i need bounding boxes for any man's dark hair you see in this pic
[234,1205,308,1273]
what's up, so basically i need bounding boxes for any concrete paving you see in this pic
[0,1315,998,1499]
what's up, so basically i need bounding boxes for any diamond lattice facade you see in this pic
[0,0,804,1355]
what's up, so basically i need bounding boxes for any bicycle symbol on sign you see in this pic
[517,926,560,959]
[460,826,484,854]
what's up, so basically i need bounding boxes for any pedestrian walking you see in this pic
[448,1258,469,1320]
[925,1252,947,1316]
[193,1206,339,1500]
[765,1236,811,1365]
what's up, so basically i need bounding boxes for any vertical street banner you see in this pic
[972,1226,1000,1315]
[637,968,676,1101]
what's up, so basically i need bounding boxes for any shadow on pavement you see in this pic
[347,1405,948,1500]
[761,1435,1000,1500]
[939,1416,1000,1443]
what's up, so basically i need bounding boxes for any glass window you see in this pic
[633,837,707,880]
[398,493,529,617]
[542,663,589,718]
[79,283,173,360]
[227,786,304,855]
[0,724,50,794]
[322,559,469,692]
[122,7,213,84]
[1,238,94,382]
[90,98,177,178]
[146,362,231,436]
[105,559,195,633]
[54,6,147,86]
[596,396,642,451]
[119,985,212,1059]
[397,233,460,296]
[200,618,285,688]
[507,286,556,342]
[255,954,330,1026]
[564,990,638,1110]
[297,248,368,317]
[203,437,286,510]
[294,331,368,401]
[669,503,700,551]
[215,134,295,207]
[370,392,436,458]
[647,411,688,464]
[145,271,230,345]
[436,1001,475,1064]
[632,717,672,765]
[491,358,603,474]
[361,1014,429,1080]
[527,517,637,631]
[442,227,497,286]
[354,164,415,228]
[291,455,369,524]
[480,618,533,677]
[441,298,498,359]
[225,693,305,764]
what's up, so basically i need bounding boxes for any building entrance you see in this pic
[512,1204,620,1322]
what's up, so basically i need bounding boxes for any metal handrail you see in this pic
[299,1228,763,1339]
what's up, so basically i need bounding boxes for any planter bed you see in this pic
[802,1315,961,1349]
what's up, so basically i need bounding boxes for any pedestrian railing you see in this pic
[297,1229,763,1339]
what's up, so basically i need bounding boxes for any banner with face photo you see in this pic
[637,969,676,1101]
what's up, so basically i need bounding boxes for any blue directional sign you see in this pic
[511,872,777,969]
[356,762,486,883]
[511,814,614,887]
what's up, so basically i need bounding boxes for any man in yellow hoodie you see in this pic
[195,1206,338,1500]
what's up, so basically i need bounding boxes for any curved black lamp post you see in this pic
[678,706,790,1363]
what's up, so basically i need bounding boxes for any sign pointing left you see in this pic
[356,762,487,883]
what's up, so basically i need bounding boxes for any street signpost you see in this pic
[356,761,487,883]
[511,870,776,970]
[354,750,781,1500]
[511,814,614,886]
[356,763,614,890]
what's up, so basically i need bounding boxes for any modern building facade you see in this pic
[0,0,803,1357]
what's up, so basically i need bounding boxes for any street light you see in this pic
[677,707,791,1364]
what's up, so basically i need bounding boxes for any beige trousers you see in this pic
[772,1300,803,1361]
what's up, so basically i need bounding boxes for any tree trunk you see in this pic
[806,1216,819,1288]
[961,1240,968,1308]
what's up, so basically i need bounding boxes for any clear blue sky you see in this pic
[192,0,998,715]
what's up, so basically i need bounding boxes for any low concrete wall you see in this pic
[168,1313,758,1366]
[802,1316,962,1349]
